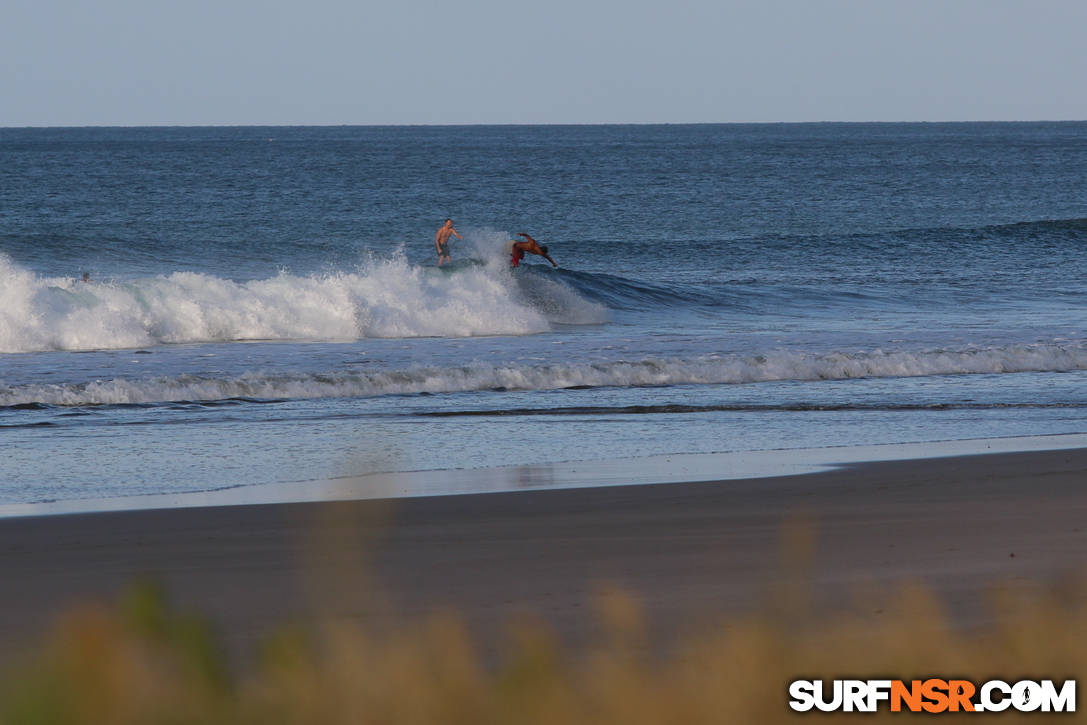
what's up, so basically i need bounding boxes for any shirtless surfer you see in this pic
[435,219,463,266]
[510,232,558,268]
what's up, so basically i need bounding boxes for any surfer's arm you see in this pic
[516,232,537,243]
[542,253,557,267]
[452,228,463,240]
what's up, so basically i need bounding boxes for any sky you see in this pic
[3,0,1086,126]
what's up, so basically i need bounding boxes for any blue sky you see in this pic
[3,0,1085,125]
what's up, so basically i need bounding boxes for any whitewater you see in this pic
[0,245,607,354]
[4,342,1087,408]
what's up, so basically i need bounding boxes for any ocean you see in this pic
[2,123,1085,511]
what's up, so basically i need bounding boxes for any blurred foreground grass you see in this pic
[2,578,1085,724]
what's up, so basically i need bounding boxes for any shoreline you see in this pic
[2,445,1086,662]
[3,432,1087,519]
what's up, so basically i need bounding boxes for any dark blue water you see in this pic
[2,123,1086,508]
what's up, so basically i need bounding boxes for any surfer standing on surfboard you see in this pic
[435,218,462,266]
[510,232,558,268]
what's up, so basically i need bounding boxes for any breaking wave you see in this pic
[0,250,607,353]
[4,342,1085,408]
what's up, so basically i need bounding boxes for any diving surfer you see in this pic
[510,232,558,268]
[435,219,463,266]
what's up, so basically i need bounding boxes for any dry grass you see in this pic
[2,576,1085,724]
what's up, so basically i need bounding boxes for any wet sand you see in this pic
[1,448,1085,662]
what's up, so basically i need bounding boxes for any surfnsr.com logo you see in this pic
[789,679,1076,713]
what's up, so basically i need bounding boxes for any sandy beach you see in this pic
[2,447,1086,663]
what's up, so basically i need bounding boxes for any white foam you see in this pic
[3,343,1085,407]
[0,248,606,353]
